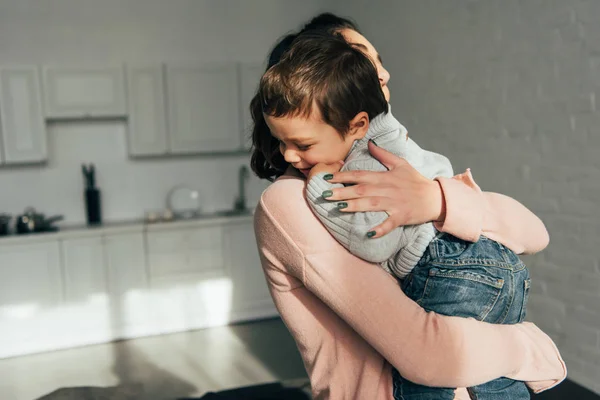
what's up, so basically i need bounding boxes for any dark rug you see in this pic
[36,378,600,400]
[179,382,310,400]
[533,379,600,400]
[36,382,310,400]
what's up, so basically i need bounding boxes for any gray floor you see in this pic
[2,316,594,400]
[0,318,309,400]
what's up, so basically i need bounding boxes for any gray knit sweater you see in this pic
[306,107,453,278]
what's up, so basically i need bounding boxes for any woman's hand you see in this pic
[323,141,446,238]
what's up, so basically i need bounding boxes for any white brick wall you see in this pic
[340,0,600,394]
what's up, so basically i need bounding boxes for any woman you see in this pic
[252,13,566,400]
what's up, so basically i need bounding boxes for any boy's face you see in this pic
[264,108,360,178]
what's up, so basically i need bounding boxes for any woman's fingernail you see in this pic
[369,139,378,146]
[323,174,334,181]
[322,190,333,198]
[367,231,376,238]
[337,202,348,209]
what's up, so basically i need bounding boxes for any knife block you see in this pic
[85,188,102,225]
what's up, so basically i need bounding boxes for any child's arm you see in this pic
[306,168,408,265]
[305,135,454,276]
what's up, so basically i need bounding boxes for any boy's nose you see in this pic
[283,149,301,163]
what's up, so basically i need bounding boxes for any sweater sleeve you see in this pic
[254,200,394,400]
[305,172,403,264]
[256,176,566,393]
[434,169,550,254]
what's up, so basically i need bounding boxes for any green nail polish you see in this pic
[322,190,333,198]
[323,174,334,181]
[367,231,376,238]
[337,202,348,209]
[370,139,378,146]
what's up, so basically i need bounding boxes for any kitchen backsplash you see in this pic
[0,120,268,224]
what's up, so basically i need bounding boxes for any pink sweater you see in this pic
[254,170,566,400]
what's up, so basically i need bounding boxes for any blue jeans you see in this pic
[392,233,531,400]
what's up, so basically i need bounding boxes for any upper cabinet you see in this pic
[0,61,261,163]
[126,65,169,156]
[42,66,127,119]
[126,62,248,157]
[238,63,263,151]
[0,67,47,164]
[166,63,241,153]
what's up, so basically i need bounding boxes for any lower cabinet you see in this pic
[146,224,225,283]
[104,232,151,338]
[62,237,106,302]
[0,240,62,357]
[0,217,277,358]
[224,220,276,321]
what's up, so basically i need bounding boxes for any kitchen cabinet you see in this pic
[126,65,169,156]
[166,63,241,153]
[60,236,110,344]
[238,63,263,151]
[42,66,126,119]
[126,62,258,156]
[223,219,276,321]
[104,232,150,338]
[0,240,62,356]
[147,223,229,333]
[61,237,106,302]
[0,216,276,359]
[146,224,225,284]
[0,67,47,164]
[0,240,62,309]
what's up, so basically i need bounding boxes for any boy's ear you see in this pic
[348,111,370,140]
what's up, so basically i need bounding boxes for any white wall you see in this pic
[0,0,334,223]
[338,0,600,393]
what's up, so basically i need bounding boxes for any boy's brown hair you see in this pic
[254,31,388,180]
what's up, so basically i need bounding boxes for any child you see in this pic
[259,31,531,400]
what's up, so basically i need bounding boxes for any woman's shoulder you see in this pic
[256,174,334,252]
[259,175,307,214]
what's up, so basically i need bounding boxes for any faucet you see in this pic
[234,165,250,211]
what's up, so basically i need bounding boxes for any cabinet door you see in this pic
[166,63,240,153]
[61,237,106,302]
[239,63,263,151]
[0,67,47,163]
[0,240,62,356]
[43,66,126,119]
[126,65,168,156]
[147,225,225,284]
[0,240,62,308]
[104,232,150,338]
[224,221,276,319]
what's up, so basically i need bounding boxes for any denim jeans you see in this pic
[392,233,531,400]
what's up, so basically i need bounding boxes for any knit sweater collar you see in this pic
[363,104,406,141]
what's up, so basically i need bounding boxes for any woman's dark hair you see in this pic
[250,13,361,181]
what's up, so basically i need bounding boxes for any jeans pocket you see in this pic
[519,279,531,322]
[417,267,505,321]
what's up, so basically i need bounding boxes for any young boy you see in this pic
[259,32,531,400]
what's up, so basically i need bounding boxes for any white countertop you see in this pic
[0,211,254,245]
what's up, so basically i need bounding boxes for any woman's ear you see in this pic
[348,111,370,140]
